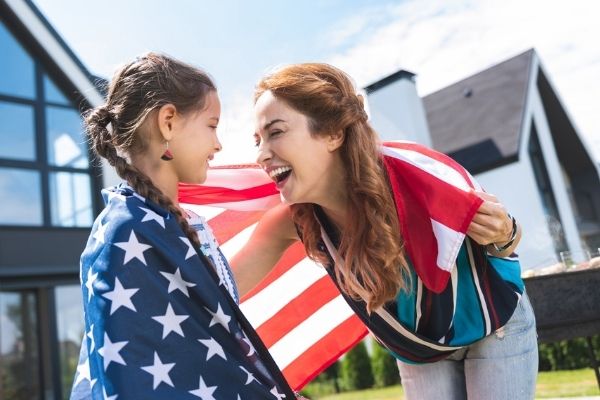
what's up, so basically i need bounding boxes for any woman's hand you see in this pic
[467,191,521,257]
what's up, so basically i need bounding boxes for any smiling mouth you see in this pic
[269,166,292,184]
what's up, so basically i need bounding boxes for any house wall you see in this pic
[366,78,432,147]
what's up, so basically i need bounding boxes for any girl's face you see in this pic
[254,90,344,205]
[171,91,222,184]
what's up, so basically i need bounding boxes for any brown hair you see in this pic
[86,52,216,249]
[255,63,409,312]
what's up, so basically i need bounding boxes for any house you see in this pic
[366,49,600,270]
[0,0,105,398]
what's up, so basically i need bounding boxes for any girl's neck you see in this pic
[131,156,179,208]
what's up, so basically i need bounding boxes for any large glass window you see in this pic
[0,290,41,400]
[44,74,71,106]
[49,172,93,227]
[0,101,36,161]
[0,167,42,225]
[55,285,84,399]
[0,20,35,99]
[46,107,89,168]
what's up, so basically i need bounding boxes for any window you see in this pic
[55,285,84,399]
[0,19,96,228]
[0,290,41,399]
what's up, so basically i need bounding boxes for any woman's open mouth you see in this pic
[269,166,292,187]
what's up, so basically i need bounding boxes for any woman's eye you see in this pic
[269,130,282,138]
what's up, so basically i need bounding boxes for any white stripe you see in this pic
[201,195,281,211]
[217,223,258,260]
[181,204,226,220]
[415,279,423,330]
[204,167,271,189]
[430,218,464,272]
[466,238,492,335]
[381,146,473,192]
[268,296,355,370]
[240,259,327,327]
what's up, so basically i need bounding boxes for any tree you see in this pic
[340,341,374,390]
[371,341,400,387]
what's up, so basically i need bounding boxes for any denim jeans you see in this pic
[397,292,538,400]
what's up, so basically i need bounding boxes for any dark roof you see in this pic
[423,49,535,173]
[364,69,415,94]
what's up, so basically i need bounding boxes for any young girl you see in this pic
[233,63,538,399]
[70,53,295,399]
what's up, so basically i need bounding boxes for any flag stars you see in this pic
[241,335,256,357]
[141,352,175,390]
[198,337,227,361]
[98,333,128,371]
[204,303,232,332]
[103,387,118,400]
[114,231,152,266]
[73,356,91,387]
[85,268,98,302]
[160,268,196,297]
[189,376,218,400]
[139,207,165,228]
[239,366,256,385]
[102,277,139,315]
[180,236,196,260]
[87,324,95,353]
[270,386,287,400]
[93,219,108,246]
[151,303,189,339]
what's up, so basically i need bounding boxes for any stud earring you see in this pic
[161,141,174,161]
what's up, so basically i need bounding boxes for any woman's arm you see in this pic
[467,191,522,257]
[231,203,299,297]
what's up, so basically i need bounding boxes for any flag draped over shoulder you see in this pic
[179,141,483,390]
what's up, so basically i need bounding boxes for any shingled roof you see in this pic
[423,49,535,173]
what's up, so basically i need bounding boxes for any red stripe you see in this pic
[255,277,340,347]
[281,316,367,390]
[207,209,264,244]
[242,242,308,301]
[178,182,278,204]
[383,141,476,188]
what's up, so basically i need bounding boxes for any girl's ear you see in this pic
[327,129,345,152]
[157,104,177,141]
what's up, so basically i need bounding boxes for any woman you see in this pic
[70,53,295,399]
[232,63,538,399]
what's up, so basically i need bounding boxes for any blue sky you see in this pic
[33,0,600,164]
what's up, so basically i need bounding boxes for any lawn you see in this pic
[309,368,599,399]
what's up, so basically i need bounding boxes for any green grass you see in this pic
[308,368,599,399]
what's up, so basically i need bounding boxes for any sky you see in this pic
[33,0,600,165]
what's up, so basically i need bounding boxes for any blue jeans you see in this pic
[397,292,538,400]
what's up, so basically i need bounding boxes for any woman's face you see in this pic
[254,90,342,205]
[171,91,222,184]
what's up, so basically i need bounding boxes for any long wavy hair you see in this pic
[85,52,216,249]
[255,63,409,312]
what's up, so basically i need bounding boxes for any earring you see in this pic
[161,141,174,161]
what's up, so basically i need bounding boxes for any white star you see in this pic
[98,333,128,371]
[152,303,189,339]
[239,366,256,385]
[141,352,175,390]
[90,378,98,388]
[93,219,108,246]
[204,303,231,332]
[85,268,98,302]
[180,236,196,259]
[113,231,152,265]
[241,335,256,357]
[189,376,217,400]
[102,277,139,315]
[270,386,286,400]
[139,207,165,228]
[73,356,91,387]
[198,337,227,361]
[106,191,125,202]
[87,324,95,353]
[103,387,118,400]
[160,268,196,297]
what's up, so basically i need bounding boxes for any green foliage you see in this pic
[370,341,400,388]
[340,341,374,391]
[538,335,599,371]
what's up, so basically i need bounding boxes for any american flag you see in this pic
[179,141,484,390]
[71,185,295,399]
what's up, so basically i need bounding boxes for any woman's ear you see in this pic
[157,104,177,141]
[327,130,345,152]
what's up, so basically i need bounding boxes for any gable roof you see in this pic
[423,49,535,173]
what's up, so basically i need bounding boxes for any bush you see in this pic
[371,341,400,387]
[340,341,374,390]
[538,335,599,371]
